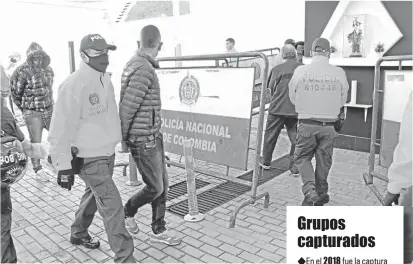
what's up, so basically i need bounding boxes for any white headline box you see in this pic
[287,206,403,264]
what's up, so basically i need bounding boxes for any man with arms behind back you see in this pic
[260,44,302,175]
[120,25,182,245]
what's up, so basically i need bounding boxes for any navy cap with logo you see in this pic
[312,38,330,52]
[79,34,117,52]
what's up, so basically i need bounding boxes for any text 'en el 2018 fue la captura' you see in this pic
[161,118,232,153]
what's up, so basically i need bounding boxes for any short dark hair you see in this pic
[295,41,304,49]
[140,25,161,48]
[226,38,235,44]
[284,39,295,46]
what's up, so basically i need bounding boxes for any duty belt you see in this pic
[299,119,336,127]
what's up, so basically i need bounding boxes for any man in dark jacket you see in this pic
[119,25,181,245]
[260,44,303,174]
[10,42,54,182]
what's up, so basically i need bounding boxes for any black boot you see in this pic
[70,235,100,249]
[315,194,330,206]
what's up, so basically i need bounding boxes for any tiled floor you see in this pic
[9,114,388,263]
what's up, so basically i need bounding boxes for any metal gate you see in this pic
[363,55,412,204]
[157,52,270,228]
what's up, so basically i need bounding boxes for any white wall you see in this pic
[0,0,306,97]
[109,0,306,88]
[188,0,305,52]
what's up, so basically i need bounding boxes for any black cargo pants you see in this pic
[294,121,337,197]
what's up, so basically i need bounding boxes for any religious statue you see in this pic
[347,17,363,57]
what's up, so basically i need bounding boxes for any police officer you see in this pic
[288,38,349,206]
[48,34,135,263]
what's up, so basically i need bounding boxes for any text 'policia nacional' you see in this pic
[297,216,376,249]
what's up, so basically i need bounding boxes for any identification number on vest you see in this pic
[304,84,337,92]
[0,153,26,165]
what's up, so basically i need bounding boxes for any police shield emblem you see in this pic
[89,93,100,106]
[179,72,200,105]
[251,62,261,80]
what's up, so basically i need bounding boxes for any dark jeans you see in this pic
[22,108,52,173]
[71,155,135,263]
[404,186,413,263]
[262,114,297,167]
[1,187,17,263]
[125,135,169,235]
[294,123,337,196]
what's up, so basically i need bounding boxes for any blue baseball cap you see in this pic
[80,34,117,52]
[312,38,330,52]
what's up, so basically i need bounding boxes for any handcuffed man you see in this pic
[260,44,303,175]
[120,25,182,245]
[289,38,349,206]
[48,34,135,263]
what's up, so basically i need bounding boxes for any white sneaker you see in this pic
[150,230,182,246]
[125,217,139,235]
[35,169,49,182]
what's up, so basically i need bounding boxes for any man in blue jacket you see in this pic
[119,25,182,246]
[260,44,303,175]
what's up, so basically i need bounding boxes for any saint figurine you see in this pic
[347,17,363,57]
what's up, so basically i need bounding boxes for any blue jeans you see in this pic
[124,134,169,235]
[22,108,52,173]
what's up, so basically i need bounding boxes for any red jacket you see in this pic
[119,51,162,141]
